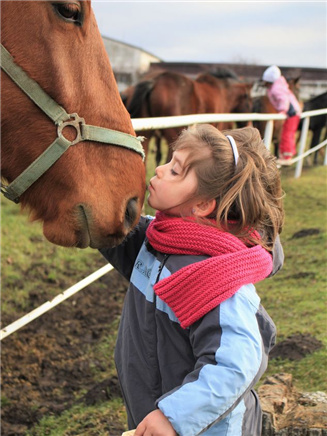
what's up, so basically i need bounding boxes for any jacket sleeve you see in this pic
[269,234,284,277]
[269,81,290,113]
[156,286,272,436]
[99,215,153,281]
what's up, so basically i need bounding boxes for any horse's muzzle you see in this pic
[124,197,138,230]
[74,198,140,249]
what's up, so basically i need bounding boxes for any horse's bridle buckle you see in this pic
[57,113,85,145]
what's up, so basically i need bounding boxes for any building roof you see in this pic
[149,61,326,82]
[101,35,162,62]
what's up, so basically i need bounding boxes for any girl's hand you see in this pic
[134,409,177,436]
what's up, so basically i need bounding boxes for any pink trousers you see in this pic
[279,115,300,158]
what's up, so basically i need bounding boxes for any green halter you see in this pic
[0,44,145,203]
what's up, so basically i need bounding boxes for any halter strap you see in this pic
[1,44,145,203]
[226,135,239,165]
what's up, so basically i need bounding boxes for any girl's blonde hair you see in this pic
[173,124,284,251]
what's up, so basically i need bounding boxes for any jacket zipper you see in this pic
[153,253,169,396]
[155,253,169,284]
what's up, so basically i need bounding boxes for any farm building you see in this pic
[101,36,162,92]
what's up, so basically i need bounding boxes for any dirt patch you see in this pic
[80,375,122,406]
[270,333,323,361]
[1,268,128,436]
[291,228,321,239]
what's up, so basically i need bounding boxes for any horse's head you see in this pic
[1,1,146,249]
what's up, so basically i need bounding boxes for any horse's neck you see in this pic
[209,78,237,112]
[224,82,240,110]
[194,78,225,112]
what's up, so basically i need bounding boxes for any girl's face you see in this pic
[148,149,198,216]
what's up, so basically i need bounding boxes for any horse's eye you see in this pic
[53,2,81,24]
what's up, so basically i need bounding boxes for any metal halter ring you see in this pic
[57,113,86,145]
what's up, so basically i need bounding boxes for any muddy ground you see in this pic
[1,261,323,436]
[1,268,129,436]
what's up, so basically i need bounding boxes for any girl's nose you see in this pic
[155,164,164,177]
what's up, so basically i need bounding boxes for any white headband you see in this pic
[226,135,239,165]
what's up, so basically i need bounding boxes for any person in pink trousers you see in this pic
[262,65,302,163]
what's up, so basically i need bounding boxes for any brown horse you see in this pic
[122,68,253,163]
[1,1,146,249]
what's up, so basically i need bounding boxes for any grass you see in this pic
[256,164,327,392]
[25,400,127,436]
[1,140,326,433]
[1,197,102,317]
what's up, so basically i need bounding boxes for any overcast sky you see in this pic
[92,1,326,69]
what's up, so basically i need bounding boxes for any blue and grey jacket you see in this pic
[100,216,282,436]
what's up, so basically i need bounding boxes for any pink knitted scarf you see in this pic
[146,212,273,328]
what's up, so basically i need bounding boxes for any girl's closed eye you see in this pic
[170,160,181,175]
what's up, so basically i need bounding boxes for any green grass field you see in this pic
[257,164,327,390]
[1,145,326,435]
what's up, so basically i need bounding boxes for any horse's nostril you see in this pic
[124,197,138,229]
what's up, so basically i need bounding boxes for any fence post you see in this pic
[295,116,310,179]
[263,120,274,151]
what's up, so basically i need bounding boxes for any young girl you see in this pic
[262,65,302,163]
[100,124,284,436]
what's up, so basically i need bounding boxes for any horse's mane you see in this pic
[125,80,154,118]
[207,67,239,80]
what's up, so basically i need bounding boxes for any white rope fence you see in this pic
[1,108,326,340]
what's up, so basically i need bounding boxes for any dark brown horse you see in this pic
[299,91,327,164]
[122,68,253,163]
[1,1,146,249]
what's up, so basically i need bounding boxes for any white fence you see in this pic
[132,108,327,179]
[1,108,326,340]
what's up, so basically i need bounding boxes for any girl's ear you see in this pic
[193,199,216,217]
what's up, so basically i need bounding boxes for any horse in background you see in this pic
[1,1,146,249]
[122,68,253,164]
[299,91,327,164]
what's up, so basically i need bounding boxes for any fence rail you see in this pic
[1,108,326,340]
[132,108,327,178]
[0,264,114,340]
